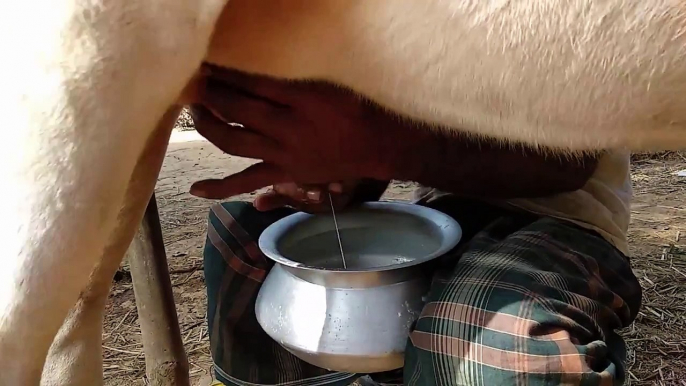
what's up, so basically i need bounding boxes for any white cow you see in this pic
[2,0,686,384]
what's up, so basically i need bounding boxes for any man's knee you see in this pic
[404,294,625,385]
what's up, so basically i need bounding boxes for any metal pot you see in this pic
[256,202,462,374]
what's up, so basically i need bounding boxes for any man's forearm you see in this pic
[386,126,599,199]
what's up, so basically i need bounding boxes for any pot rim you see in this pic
[257,201,462,273]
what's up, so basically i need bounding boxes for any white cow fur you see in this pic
[2,0,686,384]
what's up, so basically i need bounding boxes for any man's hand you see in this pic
[189,66,401,199]
[254,181,357,213]
[190,65,599,201]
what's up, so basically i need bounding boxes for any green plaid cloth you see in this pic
[203,196,641,386]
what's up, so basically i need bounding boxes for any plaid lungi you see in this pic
[203,196,641,386]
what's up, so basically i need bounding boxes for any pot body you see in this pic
[255,202,462,373]
[255,264,430,373]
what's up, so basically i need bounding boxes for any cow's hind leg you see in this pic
[40,108,182,386]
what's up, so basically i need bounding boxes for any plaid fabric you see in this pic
[203,197,641,386]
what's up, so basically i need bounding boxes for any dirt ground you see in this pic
[102,115,686,385]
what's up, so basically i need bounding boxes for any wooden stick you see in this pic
[128,194,190,386]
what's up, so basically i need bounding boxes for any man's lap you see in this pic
[405,200,640,385]
[203,198,641,386]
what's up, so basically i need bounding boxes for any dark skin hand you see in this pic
[189,65,599,205]
[251,179,390,214]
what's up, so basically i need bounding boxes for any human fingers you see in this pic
[252,187,328,213]
[202,64,301,106]
[252,189,292,212]
[273,182,326,204]
[190,105,282,162]
[254,184,353,213]
[200,79,292,138]
[190,163,288,199]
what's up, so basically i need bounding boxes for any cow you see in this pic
[3,0,686,384]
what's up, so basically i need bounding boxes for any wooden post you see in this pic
[128,194,190,386]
